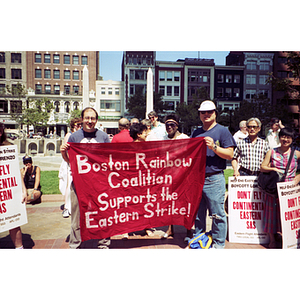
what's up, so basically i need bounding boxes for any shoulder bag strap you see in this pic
[283,148,295,179]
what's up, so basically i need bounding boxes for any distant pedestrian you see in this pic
[233,120,248,143]
[111,118,133,143]
[147,111,166,141]
[266,118,285,149]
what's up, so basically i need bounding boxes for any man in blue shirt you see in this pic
[60,107,110,249]
[191,100,236,248]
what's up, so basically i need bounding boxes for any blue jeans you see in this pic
[194,173,226,249]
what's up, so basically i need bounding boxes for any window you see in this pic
[45,84,51,94]
[174,86,179,96]
[100,100,121,112]
[35,53,41,63]
[245,89,256,99]
[190,72,196,82]
[82,56,88,65]
[54,101,60,112]
[64,70,70,79]
[35,84,42,94]
[225,88,232,98]
[0,68,6,79]
[73,86,79,95]
[44,69,51,79]
[73,70,79,80]
[53,54,60,64]
[11,69,22,79]
[225,74,232,83]
[44,54,51,63]
[167,86,172,96]
[203,75,208,83]
[115,88,119,95]
[278,71,288,78]
[259,61,270,71]
[11,53,21,63]
[167,71,172,81]
[135,70,144,80]
[159,71,165,81]
[259,75,268,84]
[65,101,70,113]
[0,52,5,63]
[246,60,256,70]
[35,69,42,78]
[174,71,180,81]
[53,69,60,79]
[278,56,287,64]
[74,101,79,110]
[217,88,224,98]
[217,74,224,83]
[54,85,60,94]
[130,70,134,79]
[73,55,79,65]
[64,55,70,64]
[130,84,134,95]
[233,88,240,98]
[0,99,8,112]
[166,101,175,111]
[64,85,70,94]
[101,87,105,95]
[159,85,165,96]
[246,74,256,85]
[234,75,240,83]
[259,90,269,98]
[108,88,112,95]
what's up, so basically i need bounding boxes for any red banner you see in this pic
[68,137,206,241]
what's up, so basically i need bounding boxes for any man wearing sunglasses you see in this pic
[232,117,270,177]
[191,100,236,249]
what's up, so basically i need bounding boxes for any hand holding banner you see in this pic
[68,138,206,241]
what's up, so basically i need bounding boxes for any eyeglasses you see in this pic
[200,110,214,115]
[166,123,177,128]
[84,117,96,121]
[247,125,259,129]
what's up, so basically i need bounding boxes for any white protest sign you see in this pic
[0,145,27,233]
[228,176,269,244]
[277,181,300,249]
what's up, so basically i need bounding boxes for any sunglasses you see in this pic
[200,110,214,115]
[166,123,177,128]
[23,159,32,164]
[247,125,259,129]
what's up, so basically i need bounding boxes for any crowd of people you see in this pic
[1,100,300,249]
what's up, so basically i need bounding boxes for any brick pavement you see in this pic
[0,194,268,249]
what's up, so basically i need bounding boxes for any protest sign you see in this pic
[0,145,27,233]
[277,181,300,249]
[68,137,206,241]
[228,176,269,244]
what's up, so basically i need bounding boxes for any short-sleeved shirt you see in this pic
[148,122,167,141]
[233,136,270,172]
[191,123,236,173]
[111,129,133,143]
[68,128,110,144]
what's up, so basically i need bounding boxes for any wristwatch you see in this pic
[213,144,217,151]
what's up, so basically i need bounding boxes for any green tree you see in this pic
[127,90,168,120]
[176,87,211,135]
[68,109,82,124]
[21,97,54,133]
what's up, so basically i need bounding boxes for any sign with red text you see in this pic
[0,145,27,233]
[277,182,300,249]
[68,138,206,241]
[228,176,269,244]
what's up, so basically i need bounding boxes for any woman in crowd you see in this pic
[20,155,42,203]
[260,127,300,248]
[0,122,27,249]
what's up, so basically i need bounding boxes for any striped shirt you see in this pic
[233,136,270,172]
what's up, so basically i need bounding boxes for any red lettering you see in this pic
[0,202,7,214]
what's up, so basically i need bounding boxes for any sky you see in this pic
[99,51,230,81]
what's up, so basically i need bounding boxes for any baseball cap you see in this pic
[198,100,216,111]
